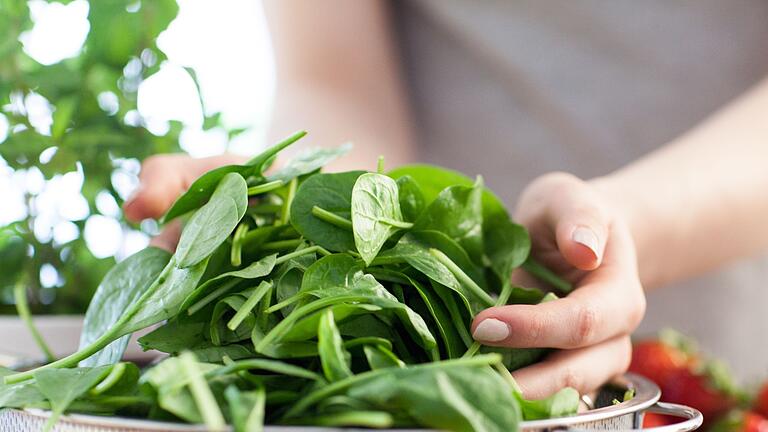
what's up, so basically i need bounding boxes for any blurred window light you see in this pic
[118,229,150,261]
[95,190,121,218]
[0,164,28,225]
[110,158,141,200]
[0,113,8,144]
[179,126,228,158]
[137,63,203,130]
[53,221,80,246]
[39,146,58,164]
[97,92,120,116]
[39,263,62,288]
[24,92,54,135]
[19,0,90,66]
[84,215,122,259]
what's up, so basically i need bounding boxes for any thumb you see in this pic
[553,197,609,271]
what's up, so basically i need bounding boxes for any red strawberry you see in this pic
[661,367,736,425]
[744,412,768,432]
[629,340,690,385]
[754,382,768,419]
[642,412,675,427]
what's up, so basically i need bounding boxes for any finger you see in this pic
[472,221,645,349]
[515,173,609,271]
[124,154,245,222]
[149,220,183,252]
[512,335,632,399]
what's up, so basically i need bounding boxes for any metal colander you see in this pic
[0,373,702,431]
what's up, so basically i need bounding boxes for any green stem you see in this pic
[247,180,284,196]
[90,362,126,396]
[245,386,266,432]
[187,278,240,316]
[377,156,385,174]
[227,281,272,331]
[245,130,307,166]
[311,206,353,230]
[429,248,495,307]
[494,362,523,394]
[14,279,55,362]
[180,352,226,431]
[230,223,249,267]
[275,245,330,265]
[381,218,413,230]
[522,258,573,294]
[280,178,298,225]
[264,293,306,314]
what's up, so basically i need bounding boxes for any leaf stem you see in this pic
[275,245,330,265]
[90,363,126,396]
[227,281,273,331]
[187,278,240,315]
[247,180,284,196]
[280,178,298,225]
[179,352,226,431]
[14,279,55,362]
[522,258,573,294]
[230,223,249,267]
[377,156,385,174]
[429,248,495,307]
[311,206,353,230]
[380,218,414,230]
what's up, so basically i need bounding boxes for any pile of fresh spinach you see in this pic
[1,131,578,432]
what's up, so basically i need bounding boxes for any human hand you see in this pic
[123,153,247,251]
[471,172,646,399]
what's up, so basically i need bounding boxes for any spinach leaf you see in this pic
[347,365,520,432]
[34,366,112,432]
[516,387,579,420]
[396,175,426,222]
[363,344,405,370]
[162,131,306,222]
[413,178,484,261]
[175,172,248,268]
[267,142,352,183]
[79,247,170,367]
[317,309,353,381]
[351,173,412,265]
[225,385,265,432]
[289,171,365,252]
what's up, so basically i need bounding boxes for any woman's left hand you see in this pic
[471,172,646,399]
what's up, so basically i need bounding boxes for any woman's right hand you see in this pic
[123,153,246,251]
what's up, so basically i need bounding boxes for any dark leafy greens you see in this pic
[2,132,578,431]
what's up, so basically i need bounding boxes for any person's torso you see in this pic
[393,0,768,380]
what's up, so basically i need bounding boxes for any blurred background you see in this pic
[0,0,274,315]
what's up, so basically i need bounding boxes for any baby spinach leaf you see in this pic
[363,344,405,370]
[34,366,112,432]
[162,131,306,223]
[289,171,365,252]
[267,142,352,183]
[0,368,46,408]
[516,387,579,420]
[396,175,426,222]
[175,173,248,268]
[318,309,353,381]
[225,385,265,432]
[414,179,484,261]
[351,173,412,265]
[300,253,362,293]
[346,365,520,432]
[79,247,171,367]
[484,213,530,283]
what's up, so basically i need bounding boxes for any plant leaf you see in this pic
[78,247,171,367]
[351,173,410,265]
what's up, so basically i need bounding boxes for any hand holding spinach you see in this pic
[2,132,587,431]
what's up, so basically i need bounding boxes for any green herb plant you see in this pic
[1,131,578,432]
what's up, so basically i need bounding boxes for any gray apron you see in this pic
[393,0,768,380]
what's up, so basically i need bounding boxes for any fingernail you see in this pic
[572,227,600,258]
[473,318,509,342]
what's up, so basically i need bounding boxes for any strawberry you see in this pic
[660,366,736,425]
[754,382,768,419]
[629,340,690,385]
